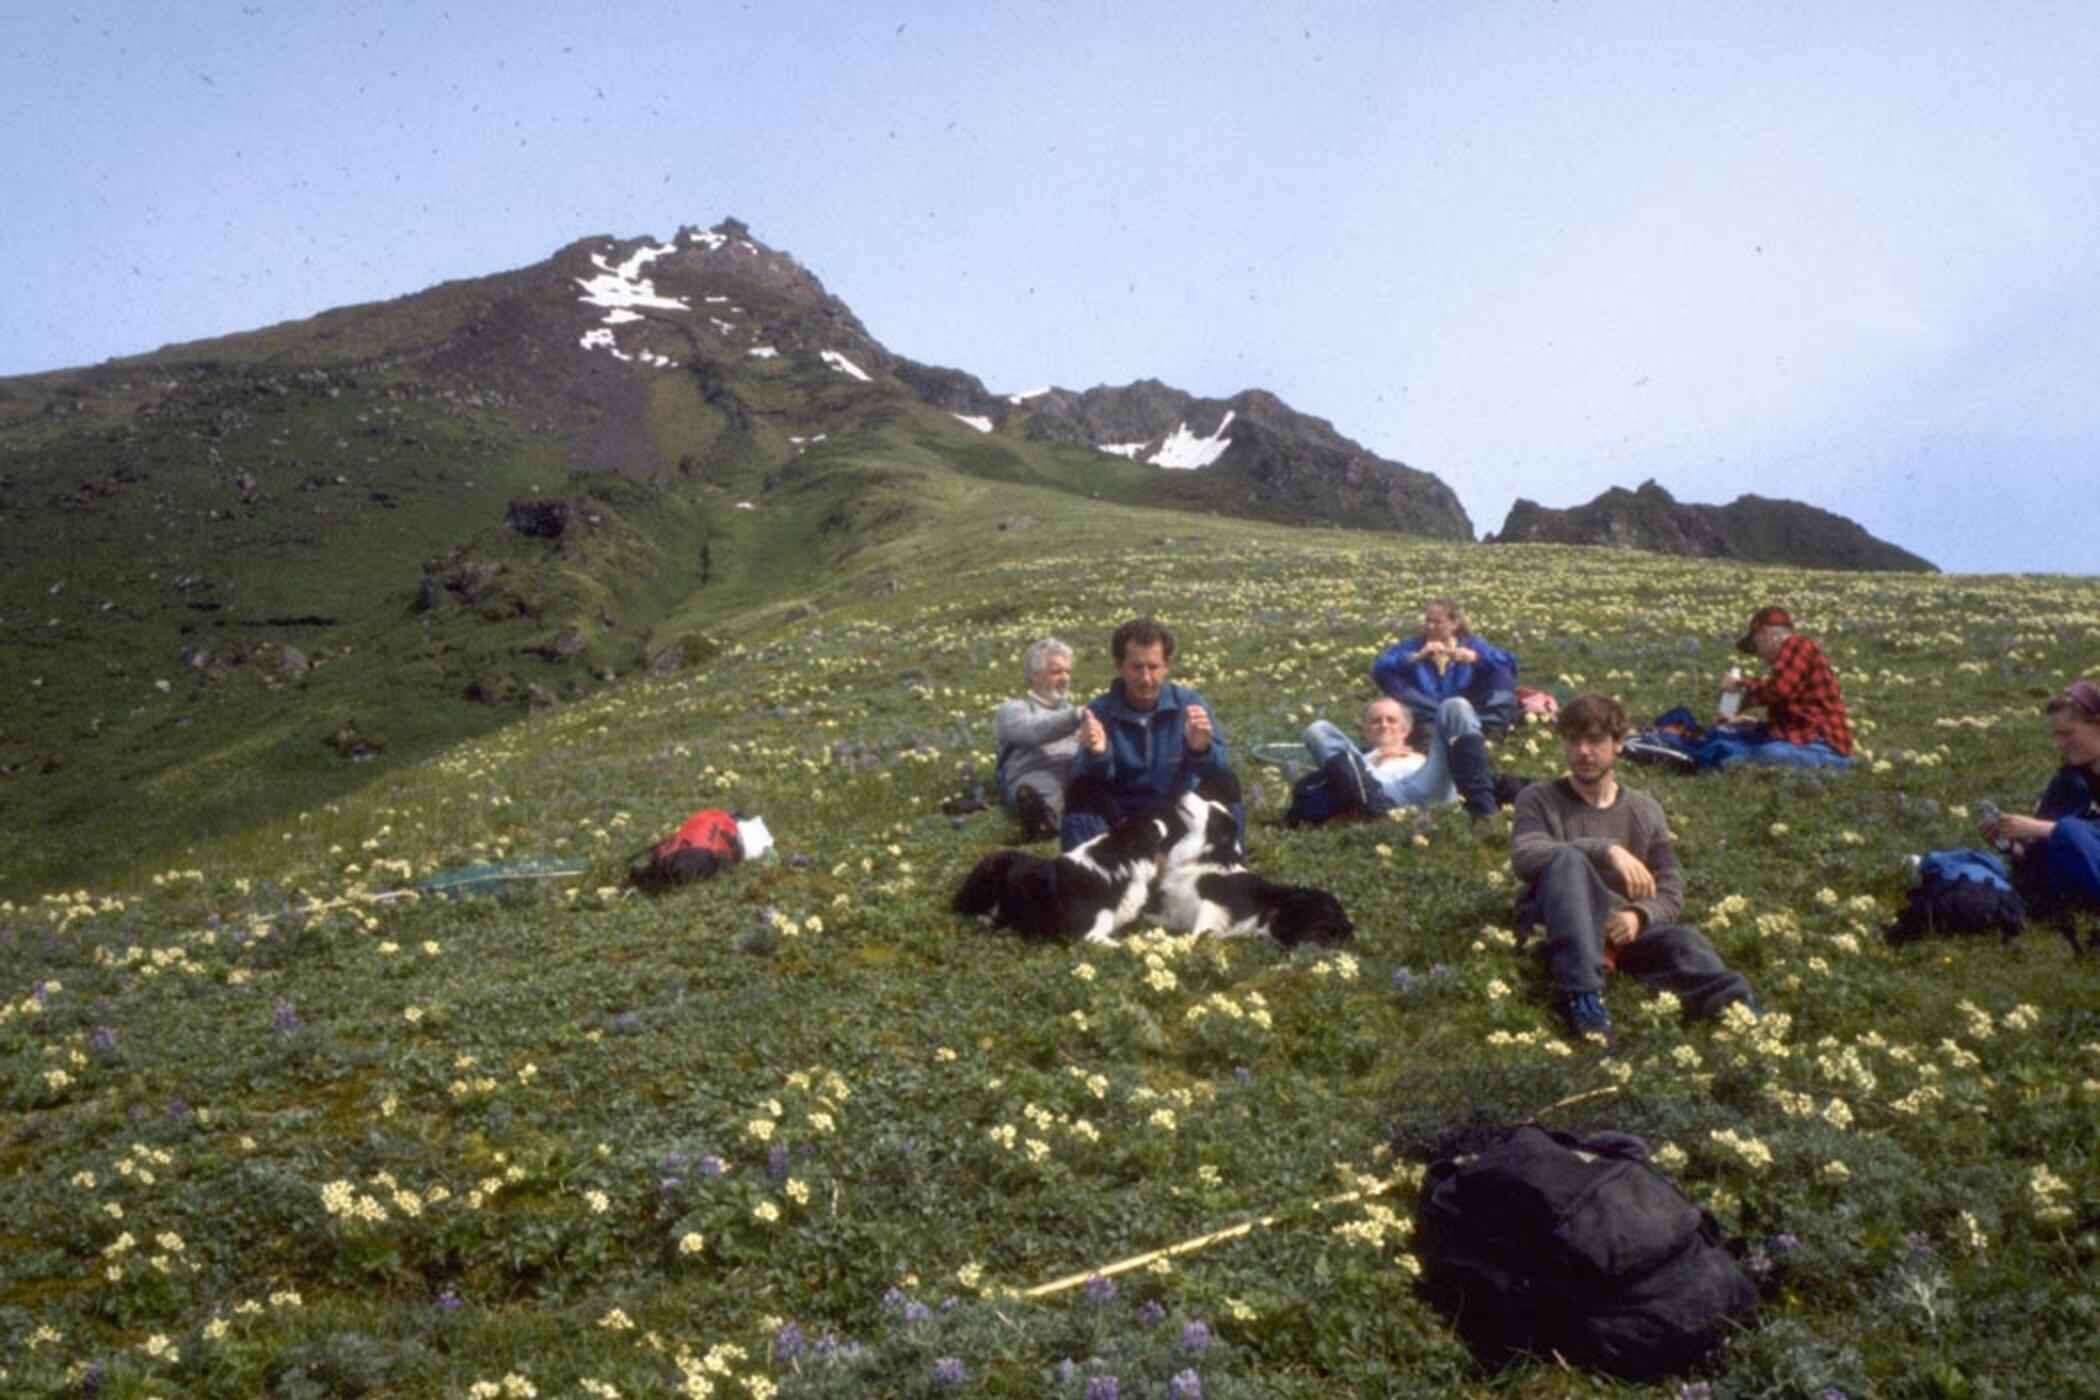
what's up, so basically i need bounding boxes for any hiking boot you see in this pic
[1558,991,1615,1048]
[1014,786,1057,841]
[1449,733,1500,820]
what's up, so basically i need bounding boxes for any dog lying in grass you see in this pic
[1148,801,1357,946]
[953,789,1214,944]
[955,788,1354,947]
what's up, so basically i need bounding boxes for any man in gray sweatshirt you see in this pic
[1511,693,1758,1045]
[994,637,1084,839]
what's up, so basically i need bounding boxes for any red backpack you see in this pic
[628,809,743,892]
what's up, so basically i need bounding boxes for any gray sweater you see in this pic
[994,693,1082,799]
[1510,777,1685,929]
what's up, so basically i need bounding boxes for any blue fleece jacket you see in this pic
[1371,632,1519,736]
[1072,680,1228,803]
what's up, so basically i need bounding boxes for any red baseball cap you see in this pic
[1736,606,1793,654]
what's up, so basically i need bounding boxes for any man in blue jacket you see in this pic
[1370,597,1517,817]
[1060,617,1241,853]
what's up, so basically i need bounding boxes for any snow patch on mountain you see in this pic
[1091,411,1237,469]
[950,413,994,433]
[1151,411,1236,470]
[821,350,872,383]
[575,240,688,368]
[748,346,779,359]
[1006,386,1051,404]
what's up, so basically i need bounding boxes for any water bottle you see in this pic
[1717,665,1744,720]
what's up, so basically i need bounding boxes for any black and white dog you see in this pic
[956,782,1354,948]
[954,789,1213,944]
[1149,798,1356,947]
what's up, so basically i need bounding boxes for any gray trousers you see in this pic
[1523,847,1756,1020]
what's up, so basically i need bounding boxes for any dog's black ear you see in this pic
[955,851,1023,916]
[1009,859,1067,939]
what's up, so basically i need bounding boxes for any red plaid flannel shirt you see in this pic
[1745,634,1853,755]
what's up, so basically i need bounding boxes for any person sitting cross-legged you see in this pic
[1289,696,1503,824]
[1512,693,1759,1046]
[1713,604,1854,769]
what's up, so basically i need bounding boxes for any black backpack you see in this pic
[1884,849,2027,946]
[1415,1124,1756,1380]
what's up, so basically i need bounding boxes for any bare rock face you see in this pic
[1490,480,1936,573]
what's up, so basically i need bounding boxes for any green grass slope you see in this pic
[5,479,2100,1395]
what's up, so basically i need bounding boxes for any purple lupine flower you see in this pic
[767,1142,790,1182]
[903,1301,932,1324]
[89,1025,119,1056]
[1233,1065,1253,1086]
[1083,1274,1117,1305]
[1084,1376,1119,1400]
[435,1287,462,1311]
[1169,1370,1203,1400]
[79,1361,106,1396]
[881,1286,910,1313]
[1905,1231,1936,1259]
[940,1295,961,1311]
[1771,1232,1800,1254]
[1180,1320,1211,1353]
[1391,965,1419,994]
[773,1320,805,1362]
[931,1356,965,1387]
[166,1098,190,1123]
[696,1154,726,1179]
[271,998,300,1034]
[1136,1300,1166,1327]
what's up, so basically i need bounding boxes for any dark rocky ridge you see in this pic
[1489,480,1935,573]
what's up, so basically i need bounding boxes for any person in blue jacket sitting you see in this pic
[1980,677,2100,919]
[1061,617,1241,853]
[1370,597,1517,815]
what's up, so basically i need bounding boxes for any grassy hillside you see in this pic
[5,458,2100,1395]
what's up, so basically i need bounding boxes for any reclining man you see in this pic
[1288,696,1502,824]
[1062,617,1241,853]
[1512,693,1759,1045]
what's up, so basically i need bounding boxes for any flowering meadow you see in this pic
[4,498,2099,1397]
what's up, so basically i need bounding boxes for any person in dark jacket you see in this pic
[1981,678,2100,917]
[1370,597,1515,815]
[1061,617,1240,853]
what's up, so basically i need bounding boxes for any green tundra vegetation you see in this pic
[4,415,2099,1396]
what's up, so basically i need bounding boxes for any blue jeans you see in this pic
[1697,724,1853,771]
[1301,697,1479,809]
[2043,817,2100,907]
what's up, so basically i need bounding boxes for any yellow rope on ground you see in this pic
[1020,1082,1623,1298]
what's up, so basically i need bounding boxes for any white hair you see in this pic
[1023,637,1072,686]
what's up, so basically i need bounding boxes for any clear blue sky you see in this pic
[6,1,2096,574]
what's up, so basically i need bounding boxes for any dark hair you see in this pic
[1557,693,1629,741]
[2046,678,2100,722]
[1111,617,1175,664]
